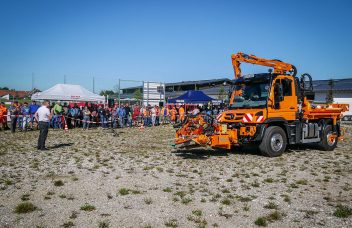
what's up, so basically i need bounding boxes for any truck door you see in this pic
[268,76,297,121]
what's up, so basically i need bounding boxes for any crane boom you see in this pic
[231,52,297,79]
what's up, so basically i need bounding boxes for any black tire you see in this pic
[259,126,287,157]
[318,125,337,151]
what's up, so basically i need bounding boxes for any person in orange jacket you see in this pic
[179,105,185,122]
[0,102,7,130]
[170,106,177,124]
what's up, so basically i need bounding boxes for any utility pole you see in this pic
[64,75,67,84]
[93,77,95,93]
[326,78,335,104]
[118,78,120,106]
[31,72,34,90]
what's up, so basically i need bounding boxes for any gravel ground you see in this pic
[0,124,351,228]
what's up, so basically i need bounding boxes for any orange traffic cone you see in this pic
[64,124,68,132]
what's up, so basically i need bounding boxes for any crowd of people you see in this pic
[0,100,225,132]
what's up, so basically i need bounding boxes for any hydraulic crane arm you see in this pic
[232,52,297,79]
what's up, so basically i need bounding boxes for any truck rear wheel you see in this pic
[318,125,337,151]
[259,126,287,157]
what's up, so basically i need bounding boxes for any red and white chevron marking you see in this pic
[242,113,253,123]
[256,115,264,123]
[216,113,222,122]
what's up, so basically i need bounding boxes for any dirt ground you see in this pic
[0,124,351,228]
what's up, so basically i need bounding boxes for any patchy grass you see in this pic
[243,204,250,212]
[282,194,291,203]
[236,195,253,202]
[131,190,141,195]
[264,201,278,210]
[69,211,78,219]
[251,180,260,187]
[163,187,172,193]
[303,210,319,218]
[21,193,30,201]
[119,188,130,195]
[192,209,203,217]
[61,221,75,228]
[181,197,192,205]
[174,191,187,198]
[296,179,308,185]
[0,123,351,227]
[266,211,284,222]
[264,178,274,183]
[187,213,207,227]
[14,202,37,214]
[98,220,110,228]
[164,219,178,227]
[80,203,96,211]
[221,198,232,205]
[254,217,267,227]
[333,204,352,218]
[53,180,64,187]
[144,197,153,205]
[222,189,230,193]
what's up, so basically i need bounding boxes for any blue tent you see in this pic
[168,90,214,104]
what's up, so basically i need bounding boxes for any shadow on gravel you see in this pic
[49,143,74,149]
[173,148,229,160]
[173,145,264,159]
[173,143,326,159]
[286,143,322,154]
[231,146,261,156]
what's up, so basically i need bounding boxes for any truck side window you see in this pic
[273,79,282,109]
[282,79,292,96]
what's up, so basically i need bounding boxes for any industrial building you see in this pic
[312,78,352,101]
[120,77,352,104]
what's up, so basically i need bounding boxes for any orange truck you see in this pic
[175,52,349,156]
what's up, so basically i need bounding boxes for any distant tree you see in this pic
[218,86,226,101]
[0,87,9,90]
[326,79,335,104]
[30,88,41,94]
[133,89,142,101]
[100,90,115,96]
[113,84,120,94]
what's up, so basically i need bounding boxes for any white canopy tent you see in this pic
[31,84,105,103]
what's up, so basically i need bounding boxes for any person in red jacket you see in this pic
[132,105,140,126]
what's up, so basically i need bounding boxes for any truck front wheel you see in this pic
[318,125,337,151]
[259,126,287,157]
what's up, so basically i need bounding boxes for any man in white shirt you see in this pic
[35,100,52,150]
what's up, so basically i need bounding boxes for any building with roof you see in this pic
[0,90,31,100]
[119,77,352,104]
[120,78,232,101]
[312,78,352,101]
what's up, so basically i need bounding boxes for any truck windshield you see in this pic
[230,82,269,109]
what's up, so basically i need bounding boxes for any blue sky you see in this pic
[0,0,351,92]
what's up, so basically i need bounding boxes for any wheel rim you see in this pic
[271,133,283,152]
[327,132,336,146]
